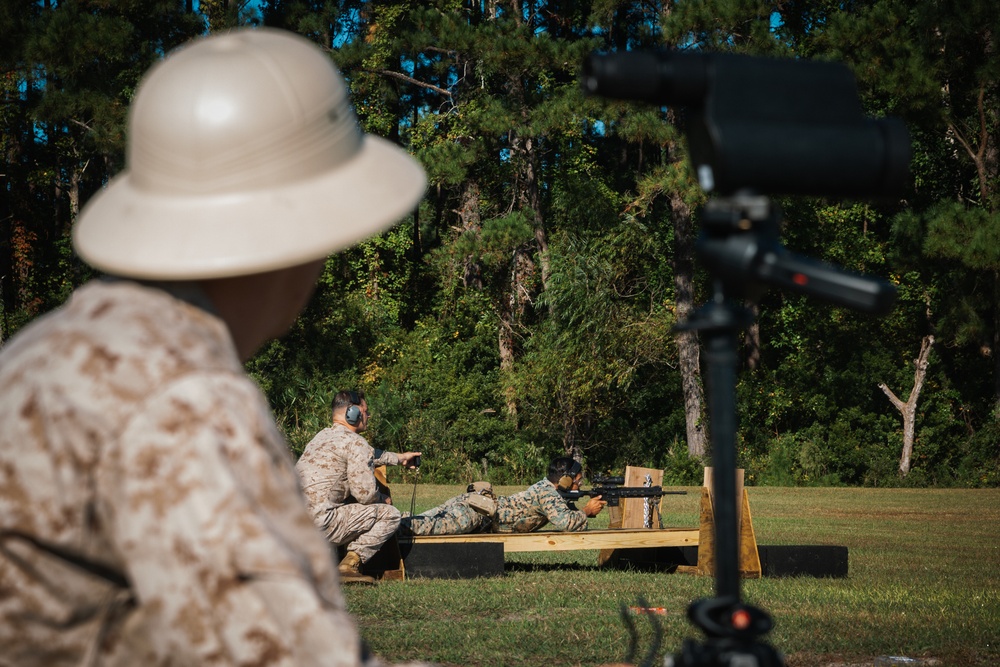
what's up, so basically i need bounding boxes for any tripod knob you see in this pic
[688,597,774,641]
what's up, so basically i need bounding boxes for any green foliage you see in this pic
[6,0,1000,489]
[0,1,203,339]
[509,221,678,465]
[358,300,544,484]
[658,444,706,486]
[752,409,889,487]
[923,203,1000,271]
[960,414,1000,487]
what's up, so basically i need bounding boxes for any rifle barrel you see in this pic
[559,486,687,498]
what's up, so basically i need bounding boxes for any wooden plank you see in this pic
[703,467,744,539]
[401,528,700,553]
[596,504,624,566]
[621,466,664,529]
[695,485,715,576]
[694,478,761,578]
[739,488,762,578]
[599,466,665,565]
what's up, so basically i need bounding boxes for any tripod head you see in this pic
[697,193,896,314]
[583,49,910,667]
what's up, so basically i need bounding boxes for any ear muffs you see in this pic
[557,461,583,490]
[345,405,362,426]
[344,391,363,426]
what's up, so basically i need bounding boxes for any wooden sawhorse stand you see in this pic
[598,465,760,578]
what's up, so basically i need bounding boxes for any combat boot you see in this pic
[338,551,376,585]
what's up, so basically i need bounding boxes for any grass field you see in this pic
[345,485,1000,667]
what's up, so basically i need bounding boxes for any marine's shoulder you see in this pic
[298,426,368,461]
[528,478,556,494]
[2,279,238,377]
[0,280,247,432]
[334,425,372,450]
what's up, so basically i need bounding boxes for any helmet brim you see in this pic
[73,134,426,280]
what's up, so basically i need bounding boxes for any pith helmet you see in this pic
[73,28,426,280]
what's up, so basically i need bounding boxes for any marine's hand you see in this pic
[399,452,422,469]
[583,495,607,517]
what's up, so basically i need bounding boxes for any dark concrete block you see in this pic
[398,541,505,579]
[757,545,849,578]
[605,544,848,578]
[604,546,699,571]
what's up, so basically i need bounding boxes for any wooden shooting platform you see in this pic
[372,466,763,580]
[404,526,700,552]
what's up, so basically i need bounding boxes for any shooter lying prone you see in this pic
[399,456,606,536]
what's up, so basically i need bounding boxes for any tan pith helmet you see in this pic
[73,28,426,280]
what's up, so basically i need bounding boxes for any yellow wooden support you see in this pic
[677,471,761,578]
[620,465,665,529]
[366,465,406,580]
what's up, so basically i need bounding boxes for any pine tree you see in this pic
[0,1,203,339]
[818,0,1000,419]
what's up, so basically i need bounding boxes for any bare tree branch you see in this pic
[422,46,458,57]
[373,69,452,97]
[879,335,935,477]
[947,86,991,203]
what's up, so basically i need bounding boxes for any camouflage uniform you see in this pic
[401,493,491,536]
[402,479,588,536]
[0,280,395,667]
[296,425,402,562]
[495,478,589,533]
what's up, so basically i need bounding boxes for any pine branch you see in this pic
[373,69,452,97]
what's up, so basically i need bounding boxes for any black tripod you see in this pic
[582,47,909,667]
[664,193,896,667]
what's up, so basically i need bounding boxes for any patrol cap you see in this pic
[73,28,426,280]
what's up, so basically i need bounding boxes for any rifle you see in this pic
[558,484,686,507]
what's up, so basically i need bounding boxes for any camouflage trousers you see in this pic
[323,502,401,562]
[400,493,492,536]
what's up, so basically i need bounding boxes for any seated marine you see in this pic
[399,456,606,536]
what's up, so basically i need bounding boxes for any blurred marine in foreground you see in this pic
[0,28,427,666]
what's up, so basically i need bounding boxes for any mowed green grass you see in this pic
[345,485,1000,667]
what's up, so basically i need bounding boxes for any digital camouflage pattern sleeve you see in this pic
[373,447,401,468]
[494,479,589,533]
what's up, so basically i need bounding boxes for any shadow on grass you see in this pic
[504,561,680,574]
[503,561,602,573]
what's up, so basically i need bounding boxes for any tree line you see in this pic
[2,0,997,487]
